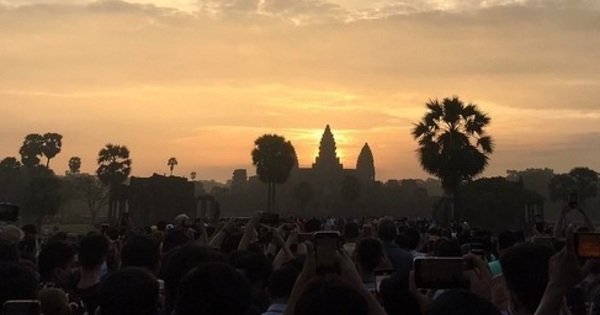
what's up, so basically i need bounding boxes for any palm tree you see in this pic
[42,133,63,168]
[19,133,44,167]
[168,157,178,176]
[412,96,494,220]
[68,156,81,175]
[190,171,197,181]
[251,134,296,212]
[96,144,132,221]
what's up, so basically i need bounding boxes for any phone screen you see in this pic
[315,232,340,268]
[3,300,41,315]
[575,233,600,259]
[414,258,467,289]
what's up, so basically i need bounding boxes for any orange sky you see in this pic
[1,0,600,182]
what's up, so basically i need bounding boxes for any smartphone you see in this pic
[261,213,280,227]
[374,269,394,292]
[315,231,340,269]
[3,300,41,315]
[414,257,468,289]
[574,233,600,259]
[0,203,19,222]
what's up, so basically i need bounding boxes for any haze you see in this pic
[1,0,599,182]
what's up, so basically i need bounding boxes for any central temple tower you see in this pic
[312,125,343,173]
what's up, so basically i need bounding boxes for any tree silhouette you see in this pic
[251,134,296,212]
[96,144,131,221]
[549,167,598,206]
[19,134,44,167]
[42,133,63,168]
[190,171,197,181]
[412,96,494,220]
[68,156,81,175]
[168,157,178,176]
[0,157,21,171]
[74,174,109,225]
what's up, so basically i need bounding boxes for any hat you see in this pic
[174,214,190,226]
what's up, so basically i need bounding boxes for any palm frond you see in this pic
[477,135,494,153]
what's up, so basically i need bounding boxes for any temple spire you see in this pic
[356,142,375,181]
[313,125,342,171]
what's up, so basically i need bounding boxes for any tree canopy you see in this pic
[412,96,494,196]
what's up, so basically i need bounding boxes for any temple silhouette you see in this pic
[228,125,376,213]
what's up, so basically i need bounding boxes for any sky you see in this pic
[1,0,599,182]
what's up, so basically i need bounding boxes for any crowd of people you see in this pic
[0,203,597,315]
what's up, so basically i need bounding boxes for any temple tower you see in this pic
[312,125,343,172]
[356,143,375,181]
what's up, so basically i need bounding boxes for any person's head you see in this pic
[175,262,256,315]
[0,261,38,307]
[304,219,322,233]
[161,245,227,313]
[122,234,161,274]
[377,217,397,243]
[231,251,273,290]
[500,242,555,315]
[173,214,190,229]
[38,240,78,287]
[79,233,109,270]
[344,222,360,241]
[431,238,462,257]
[424,290,501,315]
[99,267,159,315]
[404,227,421,251]
[294,275,369,315]
[379,273,421,315]
[267,266,300,302]
[38,288,71,315]
[355,238,384,274]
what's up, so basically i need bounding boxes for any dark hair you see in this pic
[161,245,227,314]
[377,218,397,242]
[500,242,554,314]
[355,238,384,273]
[21,224,37,235]
[122,234,160,272]
[78,233,109,269]
[38,240,77,281]
[295,275,369,315]
[404,227,421,251]
[268,266,300,300]
[344,222,360,239]
[497,230,518,251]
[431,238,462,257]
[379,273,421,315]
[424,290,500,315]
[0,239,19,262]
[99,267,159,315]
[176,262,256,315]
[0,262,38,306]
[304,219,322,233]
[230,251,273,288]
